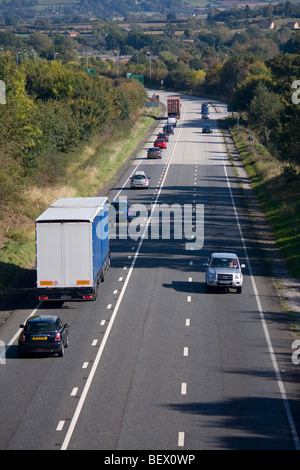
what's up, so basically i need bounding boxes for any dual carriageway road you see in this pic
[0,91,299,451]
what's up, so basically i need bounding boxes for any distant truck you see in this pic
[35,197,110,301]
[167,97,181,119]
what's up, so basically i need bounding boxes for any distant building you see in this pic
[260,20,275,29]
[286,22,300,30]
[65,31,80,38]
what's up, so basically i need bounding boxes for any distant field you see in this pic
[37,0,80,3]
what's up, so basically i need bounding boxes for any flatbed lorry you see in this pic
[35,197,110,301]
[167,97,181,119]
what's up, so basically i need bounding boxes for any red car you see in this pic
[154,138,167,149]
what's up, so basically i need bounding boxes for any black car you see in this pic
[110,200,132,221]
[18,315,69,357]
[157,132,169,142]
[202,124,213,133]
[163,124,174,135]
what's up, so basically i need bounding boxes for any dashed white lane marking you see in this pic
[92,339,98,346]
[181,383,187,395]
[71,387,78,397]
[82,362,89,369]
[60,105,187,451]
[187,296,191,302]
[107,304,112,309]
[100,320,106,326]
[183,347,189,357]
[186,319,190,327]
[178,432,185,447]
[56,421,65,431]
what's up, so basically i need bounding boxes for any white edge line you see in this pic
[218,126,300,451]
[3,300,44,355]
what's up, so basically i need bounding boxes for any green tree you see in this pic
[249,82,284,141]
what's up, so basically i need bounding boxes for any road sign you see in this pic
[83,68,95,76]
[145,101,158,108]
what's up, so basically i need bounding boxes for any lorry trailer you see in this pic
[167,97,181,119]
[35,197,110,301]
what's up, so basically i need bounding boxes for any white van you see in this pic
[167,117,177,127]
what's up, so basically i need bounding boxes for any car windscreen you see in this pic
[132,175,145,179]
[111,202,128,210]
[211,258,238,268]
[26,322,56,332]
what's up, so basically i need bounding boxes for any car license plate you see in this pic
[219,281,231,285]
[32,336,47,340]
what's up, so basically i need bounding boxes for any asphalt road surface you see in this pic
[0,91,299,451]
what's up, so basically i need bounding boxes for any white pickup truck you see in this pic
[203,251,246,293]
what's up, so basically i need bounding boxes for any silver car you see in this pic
[203,252,245,293]
[130,170,150,189]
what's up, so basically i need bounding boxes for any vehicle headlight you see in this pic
[235,273,241,279]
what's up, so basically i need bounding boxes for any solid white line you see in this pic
[217,126,300,451]
[6,300,43,347]
[60,103,186,451]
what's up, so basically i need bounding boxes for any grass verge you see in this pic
[228,122,300,279]
[0,107,160,292]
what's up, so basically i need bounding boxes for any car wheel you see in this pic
[237,286,242,294]
[58,344,64,357]
[206,283,211,293]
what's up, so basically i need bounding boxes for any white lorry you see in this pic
[35,197,110,301]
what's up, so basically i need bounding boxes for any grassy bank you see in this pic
[0,107,160,291]
[228,123,300,279]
